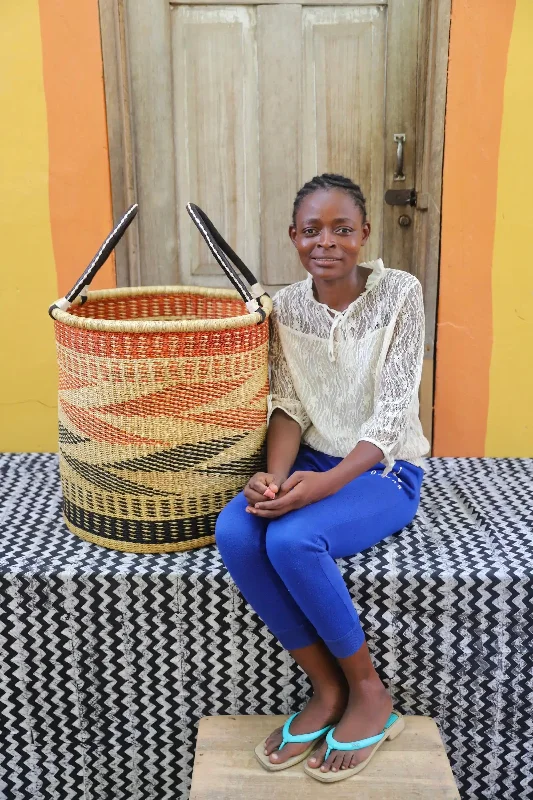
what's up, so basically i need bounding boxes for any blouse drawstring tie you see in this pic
[328,313,344,362]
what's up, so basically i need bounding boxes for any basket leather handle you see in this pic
[187,203,270,321]
[48,204,138,318]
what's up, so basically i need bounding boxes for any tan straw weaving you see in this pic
[49,205,272,553]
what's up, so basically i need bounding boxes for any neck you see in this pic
[312,265,371,312]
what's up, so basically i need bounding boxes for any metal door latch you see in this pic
[385,188,417,207]
[393,133,406,181]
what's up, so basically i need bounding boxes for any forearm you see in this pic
[324,440,384,493]
[266,409,302,482]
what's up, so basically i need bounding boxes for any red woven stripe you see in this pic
[247,382,270,404]
[60,398,166,445]
[96,380,248,417]
[70,292,245,322]
[54,320,268,360]
[58,369,94,391]
[185,408,266,430]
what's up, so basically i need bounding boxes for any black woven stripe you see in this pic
[63,498,221,545]
[197,449,266,476]
[58,422,89,445]
[61,452,172,497]
[109,434,249,472]
[62,444,262,497]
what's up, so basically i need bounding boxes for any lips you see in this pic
[312,257,341,266]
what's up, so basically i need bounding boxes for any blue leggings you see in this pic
[215,445,423,659]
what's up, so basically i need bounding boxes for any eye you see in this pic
[336,227,353,235]
[302,228,319,236]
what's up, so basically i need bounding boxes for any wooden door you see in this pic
[99,0,450,441]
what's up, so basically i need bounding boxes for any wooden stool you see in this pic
[190,714,460,799]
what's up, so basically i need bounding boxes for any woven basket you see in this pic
[49,205,272,553]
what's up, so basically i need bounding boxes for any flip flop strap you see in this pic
[324,713,399,762]
[278,712,333,751]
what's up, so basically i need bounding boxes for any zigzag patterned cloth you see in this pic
[0,454,532,800]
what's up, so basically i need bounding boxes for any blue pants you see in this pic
[215,445,423,659]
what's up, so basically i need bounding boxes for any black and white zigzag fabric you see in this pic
[0,454,532,800]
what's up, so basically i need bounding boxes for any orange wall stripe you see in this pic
[433,0,515,456]
[38,0,116,297]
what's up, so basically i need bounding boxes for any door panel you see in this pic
[118,0,421,288]
[382,0,420,271]
[258,4,303,286]
[172,7,260,283]
[124,0,178,286]
[302,6,386,264]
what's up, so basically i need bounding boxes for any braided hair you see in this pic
[292,174,367,225]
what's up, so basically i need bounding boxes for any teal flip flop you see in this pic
[303,711,405,783]
[254,712,334,772]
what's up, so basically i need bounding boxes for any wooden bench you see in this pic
[190,714,460,799]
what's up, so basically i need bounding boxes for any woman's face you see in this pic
[289,188,371,282]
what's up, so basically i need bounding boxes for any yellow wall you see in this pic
[485,0,533,455]
[0,3,58,451]
[0,1,115,452]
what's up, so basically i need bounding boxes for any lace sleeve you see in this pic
[267,314,311,433]
[358,279,425,467]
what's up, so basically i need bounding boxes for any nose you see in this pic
[317,228,335,248]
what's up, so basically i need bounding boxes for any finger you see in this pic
[249,508,286,519]
[280,472,304,492]
[254,494,296,512]
[247,503,278,513]
[263,486,278,499]
[255,483,303,509]
[249,478,269,494]
[244,488,268,506]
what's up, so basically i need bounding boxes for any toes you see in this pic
[349,753,358,769]
[341,752,352,770]
[320,750,338,773]
[268,744,283,762]
[269,744,294,764]
[320,750,337,772]
[307,743,326,769]
[329,752,345,773]
[319,750,331,772]
[263,728,282,756]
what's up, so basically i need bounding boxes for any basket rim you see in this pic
[50,285,271,333]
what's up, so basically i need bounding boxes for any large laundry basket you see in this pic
[49,204,272,553]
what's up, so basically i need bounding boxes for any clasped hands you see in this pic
[244,470,335,519]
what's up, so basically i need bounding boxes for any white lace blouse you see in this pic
[266,258,430,472]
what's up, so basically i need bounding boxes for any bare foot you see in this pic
[307,677,393,773]
[264,685,348,765]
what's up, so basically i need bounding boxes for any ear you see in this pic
[289,225,298,247]
[361,220,371,246]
